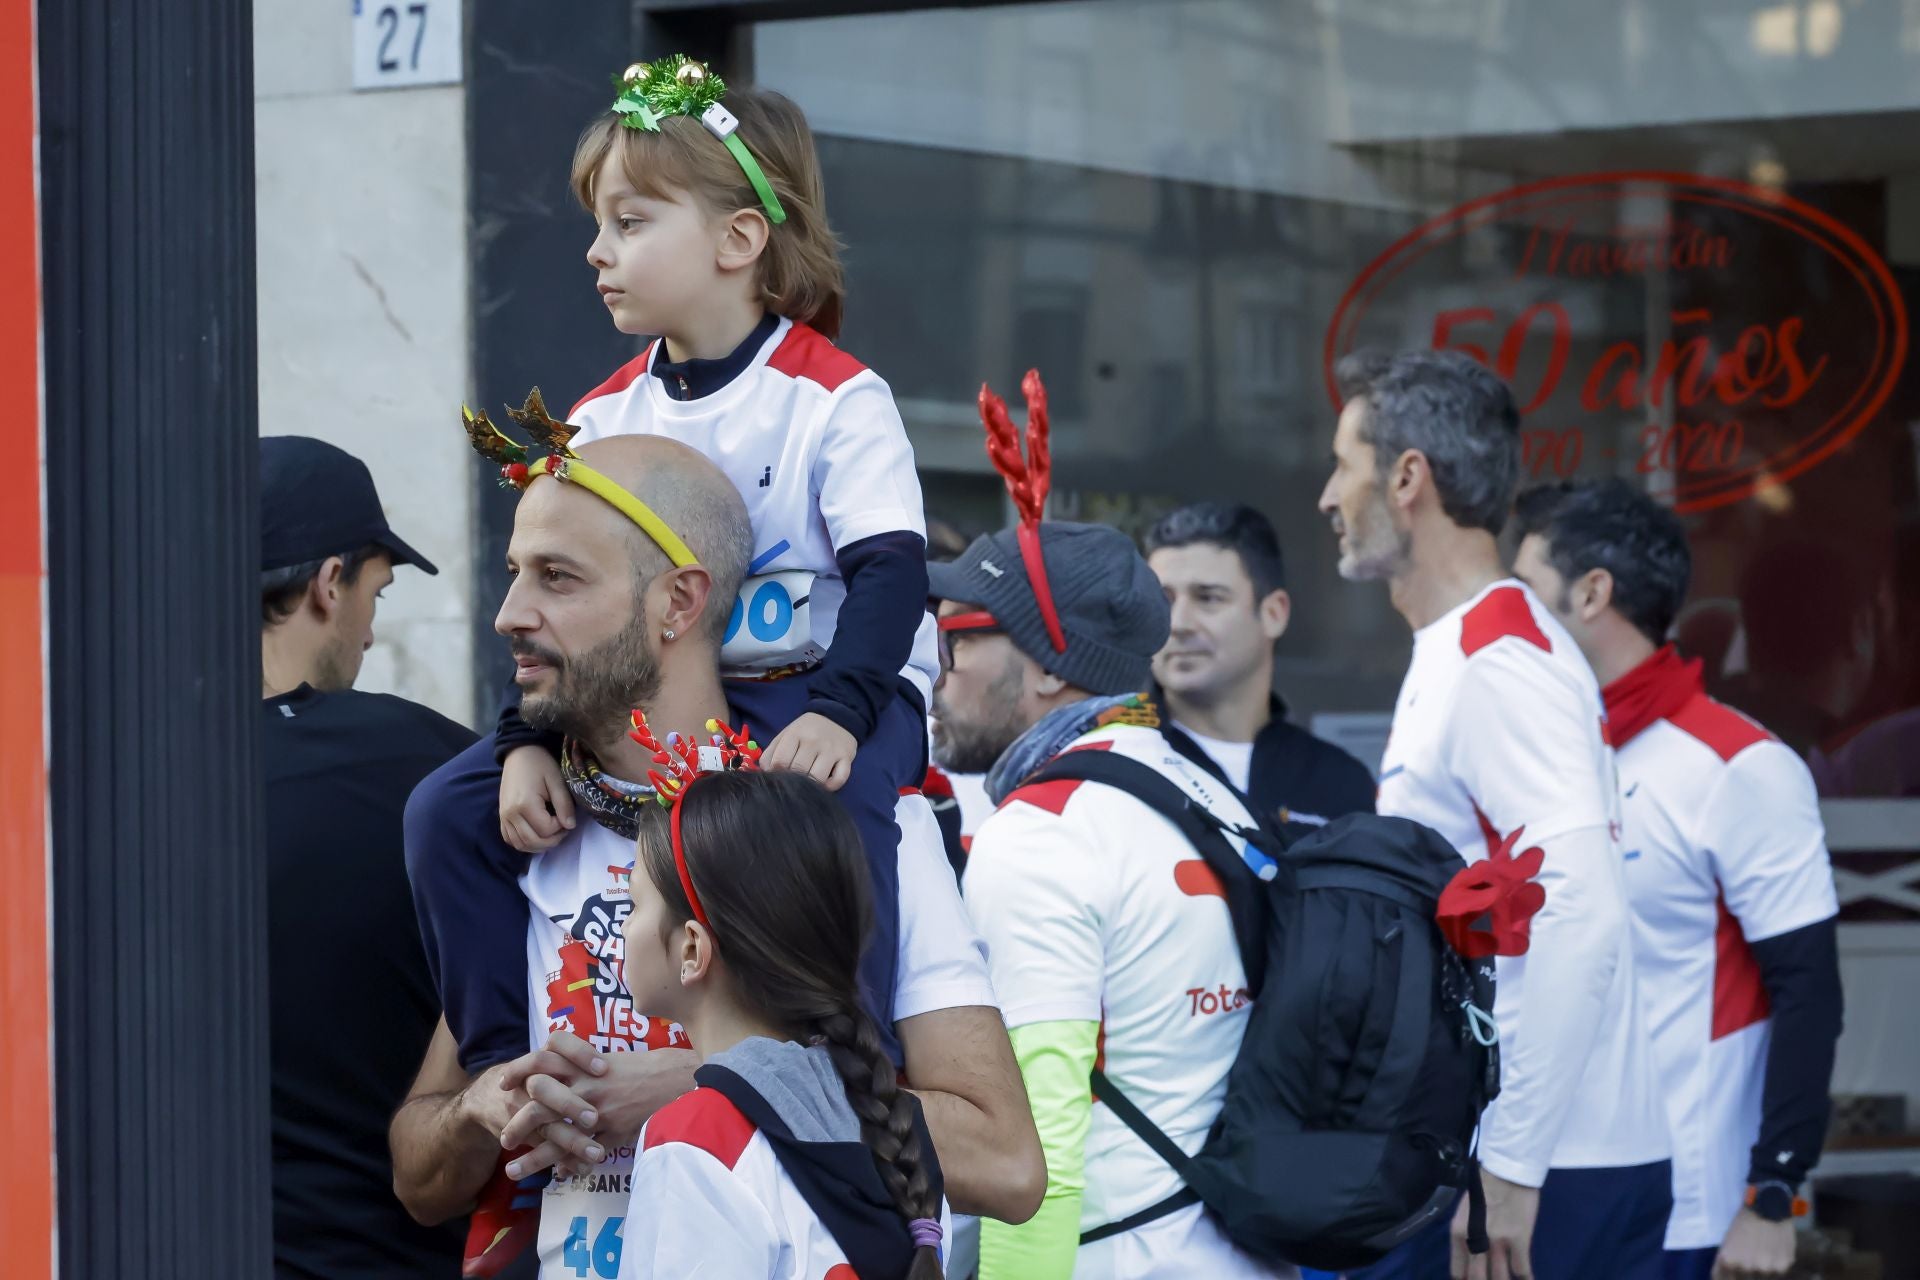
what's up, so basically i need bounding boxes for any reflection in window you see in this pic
[762,0,1920,790]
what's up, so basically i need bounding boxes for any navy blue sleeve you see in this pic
[806,529,928,743]
[493,672,560,765]
[404,734,536,1074]
[1746,915,1843,1187]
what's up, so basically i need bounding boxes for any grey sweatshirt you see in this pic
[706,1035,861,1143]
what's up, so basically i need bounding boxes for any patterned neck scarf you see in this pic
[984,692,1160,806]
[561,738,657,839]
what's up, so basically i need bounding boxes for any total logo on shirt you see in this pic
[1186,983,1251,1018]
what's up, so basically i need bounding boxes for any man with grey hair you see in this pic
[1318,352,1668,1280]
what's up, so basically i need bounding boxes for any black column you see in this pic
[38,0,268,1275]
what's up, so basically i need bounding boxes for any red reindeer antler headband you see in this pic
[628,711,763,929]
[978,370,1066,653]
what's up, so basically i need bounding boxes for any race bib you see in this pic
[540,1181,629,1279]
[719,570,827,675]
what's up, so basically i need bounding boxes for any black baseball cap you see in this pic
[260,435,438,575]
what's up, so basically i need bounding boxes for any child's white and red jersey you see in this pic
[621,1086,943,1280]
[627,1086,847,1278]
[1614,693,1837,1248]
[567,317,940,704]
[1374,581,1667,1185]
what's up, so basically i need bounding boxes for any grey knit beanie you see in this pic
[928,521,1169,696]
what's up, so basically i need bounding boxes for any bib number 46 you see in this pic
[562,1216,622,1278]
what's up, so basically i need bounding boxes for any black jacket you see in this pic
[264,685,475,1280]
[1153,685,1377,830]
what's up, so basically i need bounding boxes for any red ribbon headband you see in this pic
[978,371,1066,653]
[936,610,999,632]
[628,711,763,931]
[669,797,707,927]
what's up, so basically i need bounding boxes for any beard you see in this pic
[1547,578,1576,622]
[310,627,365,693]
[931,659,1029,775]
[1335,490,1412,582]
[517,612,662,748]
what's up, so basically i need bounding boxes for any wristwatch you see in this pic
[1745,1180,1807,1222]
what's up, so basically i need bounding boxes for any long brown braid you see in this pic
[635,770,943,1279]
[810,1000,943,1279]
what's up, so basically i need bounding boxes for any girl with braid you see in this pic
[618,767,947,1279]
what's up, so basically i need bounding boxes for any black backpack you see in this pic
[1025,749,1499,1272]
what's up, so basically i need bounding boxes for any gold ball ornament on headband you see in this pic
[608,53,787,225]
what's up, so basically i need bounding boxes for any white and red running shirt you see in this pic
[1374,581,1667,1186]
[567,317,940,703]
[963,722,1287,1278]
[1613,692,1837,1248]
[625,1087,855,1279]
[621,1083,952,1280]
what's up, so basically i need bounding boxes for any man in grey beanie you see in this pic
[928,520,1171,775]
[932,520,1292,1280]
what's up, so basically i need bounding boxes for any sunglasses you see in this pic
[936,610,1003,671]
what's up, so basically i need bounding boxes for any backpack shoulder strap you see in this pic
[696,1064,939,1280]
[1026,746,1275,852]
[1089,1068,1193,1173]
[1079,1069,1202,1244]
[1025,747,1273,989]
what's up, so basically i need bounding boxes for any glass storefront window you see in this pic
[742,0,1920,1189]
[758,0,1920,822]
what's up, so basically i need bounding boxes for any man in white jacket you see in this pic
[1318,351,1669,1280]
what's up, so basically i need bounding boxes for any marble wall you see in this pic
[254,0,475,726]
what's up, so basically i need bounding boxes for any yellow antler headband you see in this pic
[461,388,699,569]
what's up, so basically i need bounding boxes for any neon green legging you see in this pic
[978,1020,1100,1279]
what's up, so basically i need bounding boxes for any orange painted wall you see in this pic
[0,0,53,1272]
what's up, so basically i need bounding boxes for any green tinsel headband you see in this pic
[612,56,788,226]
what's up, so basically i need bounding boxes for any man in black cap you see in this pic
[259,435,479,1279]
[261,434,440,695]
[931,521,1287,1279]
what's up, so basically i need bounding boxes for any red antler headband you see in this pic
[978,370,1065,653]
[628,711,763,929]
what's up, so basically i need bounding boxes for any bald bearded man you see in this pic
[392,437,1042,1279]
